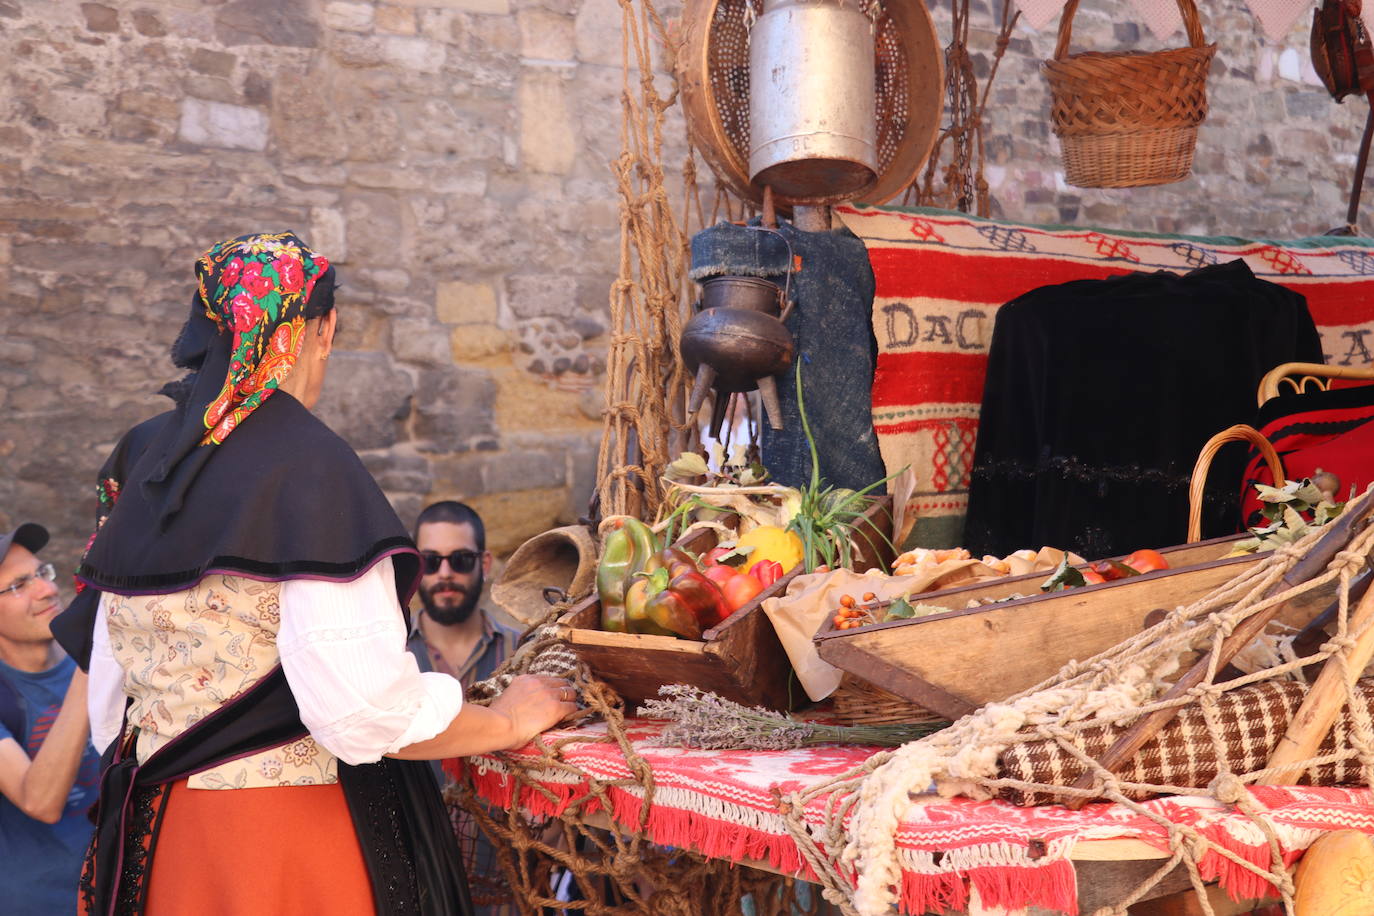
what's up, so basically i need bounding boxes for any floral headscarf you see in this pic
[194,232,331,444]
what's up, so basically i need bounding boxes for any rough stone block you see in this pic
[467,487,567,554]
[327,33,387,67]
[427,453,487,499]
[493,366,601,433]
[215,0,321,47]
[450,323,510,361]
[189,48,237,77]
[324,1,374,32]
[518,9,574,61]
[81,3,119,32]
[518,70,575,174]
[389,0,510,12]
[118,91,181,121]
[436,280,499,324]
[34,90,109,131]
[178,98,268,151]
[375,5,418,35]
[391,317,455,366]
[505,273,569,319]
[308,207,348,263]
[314,350,414,450]
[343,191,406,262]
[465,13,519,51]
[382,35,445,71]
[129,8,165,36]
[482,449,566,492]
[362,450,434,493]
[573,0,620,67]
[337,88,402,161]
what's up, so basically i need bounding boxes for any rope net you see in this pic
[772,487,1374,916]
[594,0,697,524]
[451,608,824,916]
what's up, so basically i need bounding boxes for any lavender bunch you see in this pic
[641,685,947,750]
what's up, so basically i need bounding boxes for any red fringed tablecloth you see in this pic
[459,719,1374,915]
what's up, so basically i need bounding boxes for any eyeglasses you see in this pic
[420,550,481,575]
[0,562,56,598]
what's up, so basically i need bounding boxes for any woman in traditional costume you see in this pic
[61,232,576,915]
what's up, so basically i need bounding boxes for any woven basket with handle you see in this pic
[1186,423,1285,543]
[1042,0,1216,188]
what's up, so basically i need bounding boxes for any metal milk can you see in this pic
[747,0,879,201]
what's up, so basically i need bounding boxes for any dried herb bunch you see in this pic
[642,685,947,750]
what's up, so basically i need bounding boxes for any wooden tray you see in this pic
[558,496,893,711]
[814,535,1336,720]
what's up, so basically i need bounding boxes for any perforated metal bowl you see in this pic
[677,0,945,207]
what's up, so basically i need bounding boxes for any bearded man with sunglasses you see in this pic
[0,523,101,915]
[406,501,522,915]
[407,501,519,697]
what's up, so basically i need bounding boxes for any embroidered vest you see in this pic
[103,575,337,790]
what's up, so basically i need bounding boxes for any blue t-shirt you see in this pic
[0,656,102,916]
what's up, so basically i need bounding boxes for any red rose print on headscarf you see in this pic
[193,231,330,448]
[221,257,244,288]
[240,261,274,299]
[230,293,261,332]
[274,254,305,294]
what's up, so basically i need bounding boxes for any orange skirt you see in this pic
[141,779,375,916]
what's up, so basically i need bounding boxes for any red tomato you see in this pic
[702,546,733,567]
[703,565,737,589]
[1080,568,1107,585]
[721,573,765,611]
[1122,548,1169,575]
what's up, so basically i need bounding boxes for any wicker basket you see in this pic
[1042,0,1216,188]
[1186,423,1285,543]
[828,674,948,727]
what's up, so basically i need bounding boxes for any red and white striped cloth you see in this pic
[460,718,1374,914]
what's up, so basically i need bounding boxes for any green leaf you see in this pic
[646,567,671,596]
[884,597,917,620]
[714,544,755,564]
[1040,557,1087,592]
[1107,559,1141,578]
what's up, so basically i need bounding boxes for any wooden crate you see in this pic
[814,535,1336,720]
[558,496,893,711]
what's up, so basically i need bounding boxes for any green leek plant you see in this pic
[788,359,899,573]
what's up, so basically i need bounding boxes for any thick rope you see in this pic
[773,488,1374,915]
[454,600,814,914]
[594,0,696,524]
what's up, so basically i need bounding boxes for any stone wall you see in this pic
[0,0,1367,579]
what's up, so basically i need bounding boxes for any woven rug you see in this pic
[461,718,1374,915]
[835,204,1374,548]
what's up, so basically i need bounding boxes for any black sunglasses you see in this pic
[420,550,481,575]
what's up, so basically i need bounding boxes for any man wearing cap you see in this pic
[0,523,102,915]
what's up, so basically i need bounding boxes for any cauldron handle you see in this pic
[745,224,795,321]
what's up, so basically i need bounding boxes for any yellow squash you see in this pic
[735,525,805,572]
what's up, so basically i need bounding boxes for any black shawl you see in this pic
[61,397,467,916]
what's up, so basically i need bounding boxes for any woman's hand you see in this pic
[489,675,579,750]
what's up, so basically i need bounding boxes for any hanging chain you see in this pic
[906,0,1019,215]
